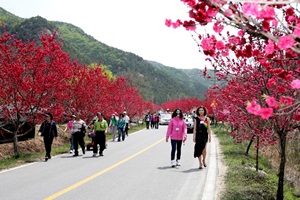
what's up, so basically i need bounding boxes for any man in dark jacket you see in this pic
[38,113,58,161]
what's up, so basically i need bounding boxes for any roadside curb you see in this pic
[202,132,218,200]
[212,132,227,200]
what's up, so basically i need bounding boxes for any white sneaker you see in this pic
[69,150,73,154]
[176,160,181,166]
[171,160,176,167]
[93,153,97,157]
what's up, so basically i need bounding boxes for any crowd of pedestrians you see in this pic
[144,112,160,129]
[39,106,212,170]
[61,111,130,157]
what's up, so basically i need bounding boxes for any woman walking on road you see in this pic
[109,113,118,141]
[166,108,187,167]
[193,106,212,169]
[117,113,126,141]
[64,114,75,153]
[71,114,86,156]
[123,111,130,137]
[38,113,58,161]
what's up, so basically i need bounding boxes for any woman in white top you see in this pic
[72,114,86,156]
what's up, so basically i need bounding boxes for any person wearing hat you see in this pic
[109,113,118,141]
[38,113,58,161]
[64,114,76,153]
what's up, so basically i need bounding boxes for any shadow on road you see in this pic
[157,166,173,170]
[60,155,83,158]
[157,166,202,173]
[181,168,202,173]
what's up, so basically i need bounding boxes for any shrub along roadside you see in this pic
[0,123,145,172]
[213,126,299,200]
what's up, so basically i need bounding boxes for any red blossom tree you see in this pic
[63,64,114,121]
[64,71,149,122]
[108,76,150,119]
[0,31,73,154]
[0,30,161,156]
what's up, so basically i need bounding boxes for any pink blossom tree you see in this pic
[167,1,300,198]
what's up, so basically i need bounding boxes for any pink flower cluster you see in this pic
[291,79,300,89]
[165,19,196,31]
[246,94,298,120]
[265,35,295,54]
[246,100,273,120]
[242,3,275,19]
[165,19,182,29]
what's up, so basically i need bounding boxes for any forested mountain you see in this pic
[0,7,217,105]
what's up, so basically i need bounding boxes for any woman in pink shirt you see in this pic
[64,115,75,153]
[166,108,187,167]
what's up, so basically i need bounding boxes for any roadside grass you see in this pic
[0,123,145,171]
[213,125,298,200]
[0,142,71,171]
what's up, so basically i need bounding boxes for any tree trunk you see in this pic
[256,135,259,172]
[245,135,255,155]
[276,131,286,200]
[13,132,19,155]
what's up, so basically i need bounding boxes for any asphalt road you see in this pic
[0,126,218,200]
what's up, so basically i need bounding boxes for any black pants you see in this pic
[125,123,129,136]
[93,131,106,154]
[171,139,183,161]
[151,122,155,129]
[145,121,150,129]
[155,122,159,129]
[73,131,85,155]
[43,136,54,158]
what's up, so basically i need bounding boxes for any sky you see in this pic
[0,0,209,69]
[0,0,211,69]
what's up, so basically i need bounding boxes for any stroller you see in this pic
[86,129,107,151]
[86,119,96,151]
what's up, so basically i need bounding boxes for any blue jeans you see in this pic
[69,137,74,151]
[118,127,125,141]
[170,139,182,161]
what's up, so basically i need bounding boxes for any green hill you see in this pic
[0,7,217,105]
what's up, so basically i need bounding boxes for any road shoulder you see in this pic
[213,132,227,200]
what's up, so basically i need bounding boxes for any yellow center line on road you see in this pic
[44,137,165,200]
